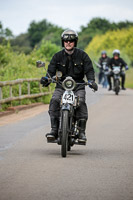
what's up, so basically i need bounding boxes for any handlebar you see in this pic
[37,60,97,92]
[46,76,95,92]
[48,76,91,86]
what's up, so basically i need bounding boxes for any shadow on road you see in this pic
[29,146,122,159]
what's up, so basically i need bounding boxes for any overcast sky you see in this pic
[0,0,133,36]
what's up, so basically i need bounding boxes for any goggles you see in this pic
[62,34,77,41]
[64,40,75,43]
[113,53,119,57]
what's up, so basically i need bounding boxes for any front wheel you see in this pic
[61,110,69,157]
[115,79,120,95]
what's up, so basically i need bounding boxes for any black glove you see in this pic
[40,77,50,87]
[88,80,98,91]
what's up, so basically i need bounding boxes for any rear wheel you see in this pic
[61,110,69,157]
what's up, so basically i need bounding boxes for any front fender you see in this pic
[62,104,71,111]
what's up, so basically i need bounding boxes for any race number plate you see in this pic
[62,91,75,104]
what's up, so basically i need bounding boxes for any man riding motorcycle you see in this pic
[40,29,98,142]
[98,50,110,87]
[107,49,129,90]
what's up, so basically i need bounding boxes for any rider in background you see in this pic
[107,49,129,90]
[40,29,98,142]
[98,50,110,88]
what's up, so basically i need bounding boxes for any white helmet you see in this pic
[113,49,120,56]
[61,29,78,47]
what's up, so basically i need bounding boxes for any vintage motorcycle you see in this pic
[112,66,121,95]
[36,61,94,157]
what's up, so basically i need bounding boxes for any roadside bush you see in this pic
[0,42,58,110]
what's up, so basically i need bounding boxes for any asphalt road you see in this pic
[0,87,133,200]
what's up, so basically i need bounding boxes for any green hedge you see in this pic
[0,41,59,110]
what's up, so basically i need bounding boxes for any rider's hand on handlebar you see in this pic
[88,80,98,91]
[40,76,50,87]
[125,65,129,70]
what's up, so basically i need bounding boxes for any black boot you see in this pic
[122,86,126,90]
[78,119,87,142]
[121,83,126,90]
[108,83,112,91]
[121,74,126,90]
[107,76,112,91]
[108,86,112,91]
[46,117,59,140]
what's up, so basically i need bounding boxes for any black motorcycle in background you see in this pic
[112,66,121,95]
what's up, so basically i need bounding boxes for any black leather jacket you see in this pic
[98,56,110,71]
[108,57,127,70]
[47,48,95,89]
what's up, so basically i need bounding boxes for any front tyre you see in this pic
[115,79,120,95]
[61,110,69,157]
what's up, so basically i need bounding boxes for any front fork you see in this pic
[58,104,75,145]
[114,79,120,87]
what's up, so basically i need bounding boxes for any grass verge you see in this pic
[125,68,133,89]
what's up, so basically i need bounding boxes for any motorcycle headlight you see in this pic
[62,77,76,91]
[113,67,120,74]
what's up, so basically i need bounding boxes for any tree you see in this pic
[28,19,53,47]
[10,33,32,54]
[0,21,4,37]
[0,21,13,38]
[78,18,133,50]
[28,19,64,48]
[4,28,13,39]
[36,40,61,61]
[78,18,111,49]
[85,27,133,66]
[42,26,63,47]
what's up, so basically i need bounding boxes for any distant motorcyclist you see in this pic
[40,29,98,142]
[98,51,110,87]
[107,49,128,90]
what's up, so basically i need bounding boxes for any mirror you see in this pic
[36,60,45,68]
